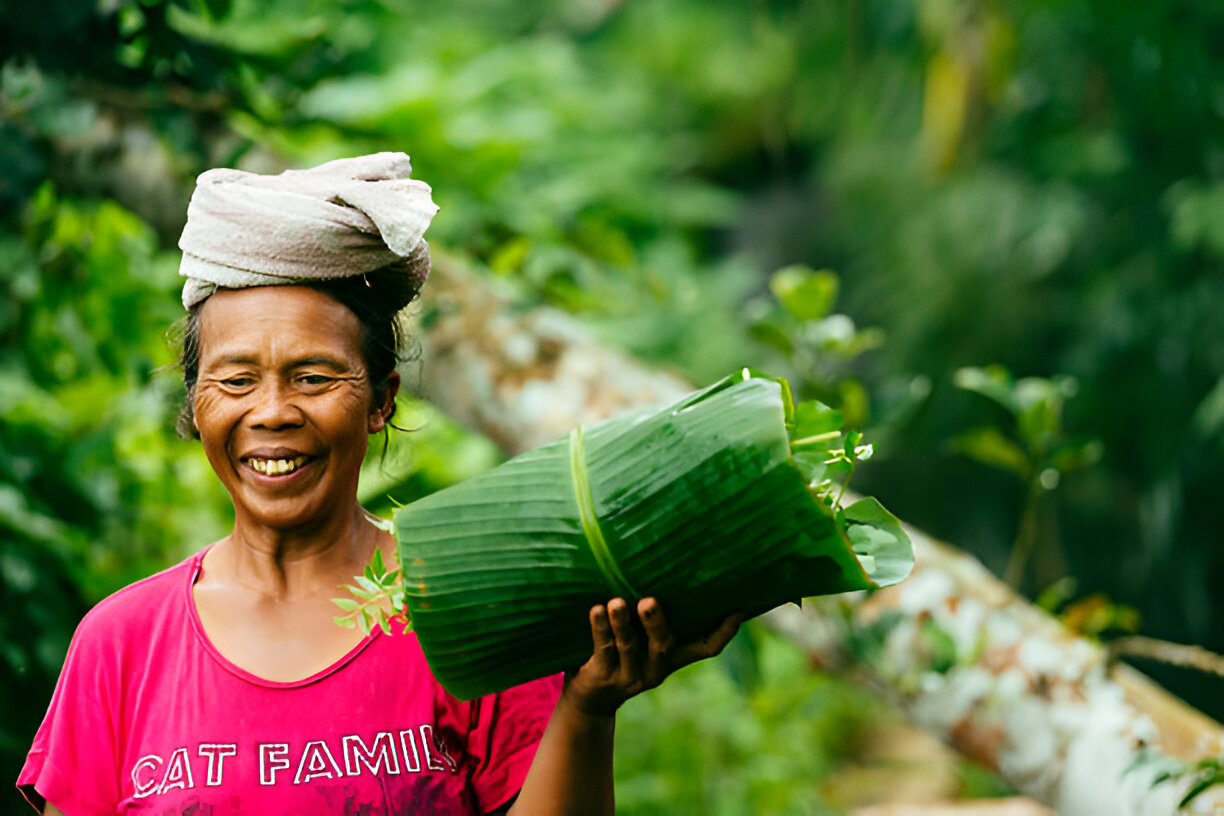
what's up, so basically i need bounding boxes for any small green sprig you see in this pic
[787,398,874,512]
[332,548,410,636]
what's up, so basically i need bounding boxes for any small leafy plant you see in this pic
[785,391,874,511]
[948,365,1101,588]
[747,265,885,430]
[332,547,407,635]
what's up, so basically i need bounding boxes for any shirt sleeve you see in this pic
[449,674,563,814]
[16,608,123,815]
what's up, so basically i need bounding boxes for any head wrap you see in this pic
[177,152,438,309]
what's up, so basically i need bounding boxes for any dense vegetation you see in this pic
[4,0,1223,810]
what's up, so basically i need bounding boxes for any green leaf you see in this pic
[792,451,829,486]
[1179,772,1224,808]
[395,373,913,700]
[823,458,854,477]
[748,318,797,356]
[1049,439,1103,473]
[920,619,959,674]
[331,597,362,612]
[845,430,863,453]
[769,266,838,321]
[946,426,1032,478]
[789,400,844,449]
[954,366,1021,415]
[841,497,914,588]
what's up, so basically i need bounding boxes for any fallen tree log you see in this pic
[410,252,1224,814]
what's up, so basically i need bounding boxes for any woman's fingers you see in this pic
[588,603,619,673]
[587,597,742,690]
[571,598,745,716]
[679,612,742,665]
[636,598,675,686]
[606,598,642,677]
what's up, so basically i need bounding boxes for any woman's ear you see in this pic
[369,371,401,434]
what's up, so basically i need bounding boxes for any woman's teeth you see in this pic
[248,456,308,476]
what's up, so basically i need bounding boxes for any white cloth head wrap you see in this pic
[177,152,438,309]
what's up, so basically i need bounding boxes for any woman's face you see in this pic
[193,286,394,533]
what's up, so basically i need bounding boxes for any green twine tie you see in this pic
[569,426,639,601]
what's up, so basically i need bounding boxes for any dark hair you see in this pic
[173,264,422,440]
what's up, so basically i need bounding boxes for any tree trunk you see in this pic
[410,253,1224,814]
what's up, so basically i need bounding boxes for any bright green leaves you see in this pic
[787,396,872,511]
[332,547,408,636]
[746,266,885,431]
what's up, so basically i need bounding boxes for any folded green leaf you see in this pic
[395,370,914,700]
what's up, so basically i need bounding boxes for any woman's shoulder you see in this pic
[74,549,202,640]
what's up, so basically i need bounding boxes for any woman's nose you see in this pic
[246,380,304,429]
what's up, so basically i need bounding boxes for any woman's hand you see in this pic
[508,599,740,815]
[562,597,742,718]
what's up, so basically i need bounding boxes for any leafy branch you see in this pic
[747,265,885,430]
[787,397,874,513]
[948,365,1102,588]
[332,548,409,636]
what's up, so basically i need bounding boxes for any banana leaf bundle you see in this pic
[394,369,913,700]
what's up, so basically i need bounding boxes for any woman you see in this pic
[17,154,740,815]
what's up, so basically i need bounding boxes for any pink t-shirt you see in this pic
[17,550,562,815]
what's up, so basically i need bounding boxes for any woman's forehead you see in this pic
[197,286,363,363]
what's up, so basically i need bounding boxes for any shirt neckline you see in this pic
[182,546,384,689]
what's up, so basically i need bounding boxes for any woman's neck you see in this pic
[211,504,389,601]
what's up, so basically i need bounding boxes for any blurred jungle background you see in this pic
[3,0,1224,812]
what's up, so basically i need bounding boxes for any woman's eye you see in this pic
[298,374,333,386]
[222,377,254,388]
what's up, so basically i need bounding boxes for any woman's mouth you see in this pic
[246,455,311,476]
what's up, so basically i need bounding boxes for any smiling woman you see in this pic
[15,153,739,816]
[193,288,388,536]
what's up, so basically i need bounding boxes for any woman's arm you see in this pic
[507,597,740,816]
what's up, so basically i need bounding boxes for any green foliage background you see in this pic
[4,0,1224,809]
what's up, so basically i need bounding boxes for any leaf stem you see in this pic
[834,458,856,510]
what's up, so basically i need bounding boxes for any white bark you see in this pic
[410,250,692,454]
[410,254,1224,814]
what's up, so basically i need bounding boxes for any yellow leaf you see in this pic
[922,49,970,172]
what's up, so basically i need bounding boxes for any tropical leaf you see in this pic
[395,371,913,700]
